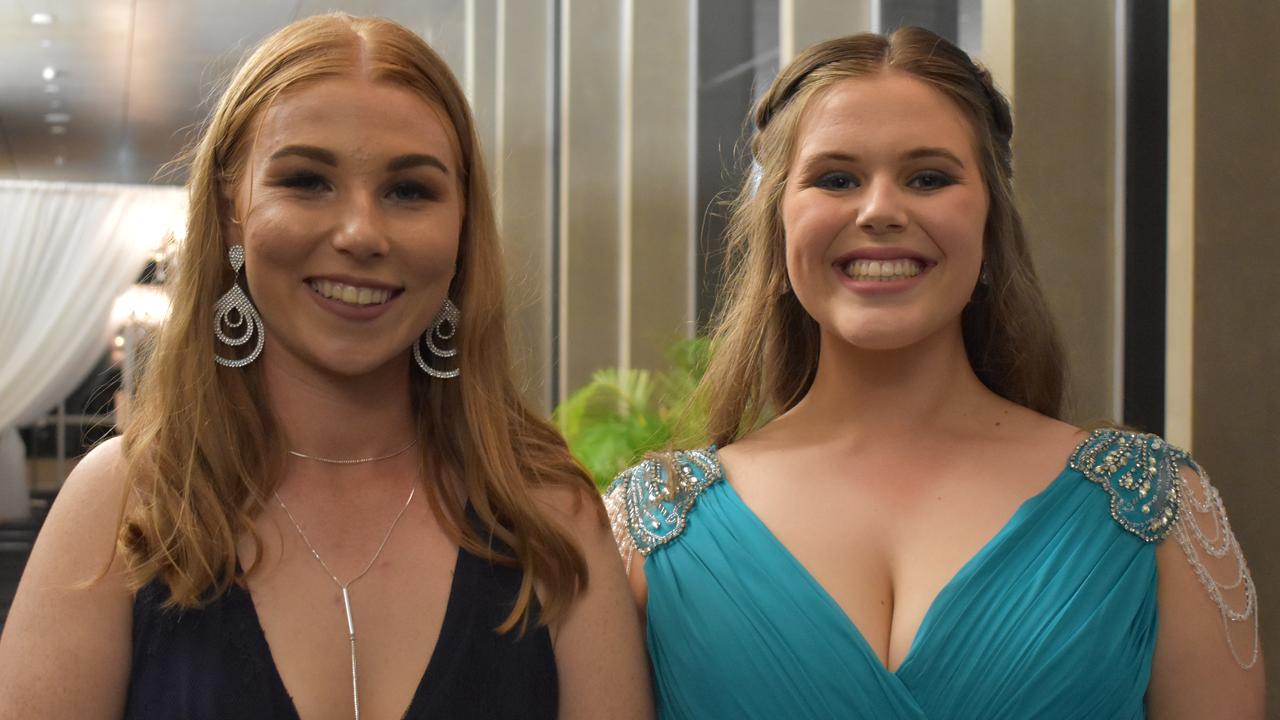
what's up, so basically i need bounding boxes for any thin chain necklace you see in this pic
[274,481,417,720]
[287,438,418,465]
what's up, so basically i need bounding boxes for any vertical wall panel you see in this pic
[1011,0,1118,423]
[780,0,873,62]
[1184,0,1280,701]
[496,0,555,410]
[627,0,695,371]
[558,0,623,396]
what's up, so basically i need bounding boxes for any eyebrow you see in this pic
[268,144,337,166]
[267,145,451,176]
[386,153,450,175]
[799,147,967,171]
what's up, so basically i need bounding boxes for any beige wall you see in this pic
[1005,0,1119,424]
[1175,0,1280,702]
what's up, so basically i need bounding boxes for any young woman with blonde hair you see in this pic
[607,27,1262,718]
[0,13,651,720]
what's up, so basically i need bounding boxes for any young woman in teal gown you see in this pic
[606,27,1263,719]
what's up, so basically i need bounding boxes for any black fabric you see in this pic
[124,543,558,719]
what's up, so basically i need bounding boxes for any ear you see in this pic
[218,183,243,248]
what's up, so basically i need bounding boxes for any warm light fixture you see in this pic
[44,112,70,123]
[31,12,54,25]
[49,125,66,135]
[41,66,57,81]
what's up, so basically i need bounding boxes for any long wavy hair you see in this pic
[699,27,1066,446]
[121,13,595,631]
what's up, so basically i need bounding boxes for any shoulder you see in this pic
[1068,429,1263,681]
[1066,427,1190,543]
[0,437,134,716]
[603,448,723,561]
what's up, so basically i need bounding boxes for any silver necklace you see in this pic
[287,437,418,465]
[274,482,417,720]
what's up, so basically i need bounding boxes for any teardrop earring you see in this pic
[213,245,266,368]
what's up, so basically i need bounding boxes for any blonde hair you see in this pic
[122,13,595,631]
[699,27,1066,445]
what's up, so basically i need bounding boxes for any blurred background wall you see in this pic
[1,0,1276,700]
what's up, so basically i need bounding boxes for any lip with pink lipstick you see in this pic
[832,248,935,295]
[306,275,404,321]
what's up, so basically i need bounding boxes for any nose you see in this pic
[331,192,391,259]
[856,178,908,234]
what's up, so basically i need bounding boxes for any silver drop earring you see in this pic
[213,245,265,368]
[413,298,460,379]
[979,261,991,286]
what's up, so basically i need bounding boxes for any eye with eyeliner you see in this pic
[906,170,956,190]
[386,180,438,203]
[813,171,859,191]
[272,171,331,193]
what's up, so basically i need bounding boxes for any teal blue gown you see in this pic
[607,429,1193,719]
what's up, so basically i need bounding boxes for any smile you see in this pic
[841,258,924,282]
[308,279,395,306]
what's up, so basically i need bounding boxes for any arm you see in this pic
[540,486,654,720]
[0,438,134,719]
[1146,464,1265,718]
[602,479,648,620]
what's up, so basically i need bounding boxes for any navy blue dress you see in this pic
[124,544,557,719]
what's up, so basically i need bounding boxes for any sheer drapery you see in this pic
[0,179,185,519]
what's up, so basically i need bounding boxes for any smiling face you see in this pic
[226,75,463,379]
[781,71,989,353]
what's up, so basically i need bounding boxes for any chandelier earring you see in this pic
[413,298,460,379]
[213,245,266,368]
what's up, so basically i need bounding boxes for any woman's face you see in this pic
[780,71,989,353]
[228,75,463,378]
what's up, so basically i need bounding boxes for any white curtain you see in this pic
[0,179,185,519]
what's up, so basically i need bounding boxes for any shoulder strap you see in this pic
[1069,428,1259,669]
[603,448,723,572]
[1068,428,1182,542]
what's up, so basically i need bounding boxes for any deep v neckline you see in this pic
[237,544,465,719]
[712,447,1077,677]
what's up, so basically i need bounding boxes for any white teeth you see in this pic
[842,258,924,282]
[309,279,393,306]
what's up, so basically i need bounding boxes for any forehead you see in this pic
[252,75,460,168]
[793,71,978,161]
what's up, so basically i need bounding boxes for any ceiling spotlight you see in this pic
[44,84,59,93]
[49,98,62,109]
[50,125,66,135]
[44,112,70,123]
[31,12,55,25]
[42,66,57,81]
[40,39,52,48]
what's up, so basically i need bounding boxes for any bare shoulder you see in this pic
[530,480,609,540]
[1147,455,1265,717]
[530,481,655,719]
[0,435,135,718]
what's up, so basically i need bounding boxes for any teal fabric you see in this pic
[639,444,1165,719]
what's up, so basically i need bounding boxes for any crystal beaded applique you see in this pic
[1069,428,1259,669]
[604,448,723,574]
[1068,428,1182,542]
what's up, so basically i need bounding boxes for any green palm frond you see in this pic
[553,337,712,490]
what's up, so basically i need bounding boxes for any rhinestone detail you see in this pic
[1069,428,1258,669]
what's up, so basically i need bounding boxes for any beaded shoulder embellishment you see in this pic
[603,448,723,574]
[1068,428,1182,542]
[1069,428,1259,669]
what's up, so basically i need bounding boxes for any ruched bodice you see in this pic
[608,430,1194,719]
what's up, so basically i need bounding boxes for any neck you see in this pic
[261,350,418,463]
[782,321,998,446]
